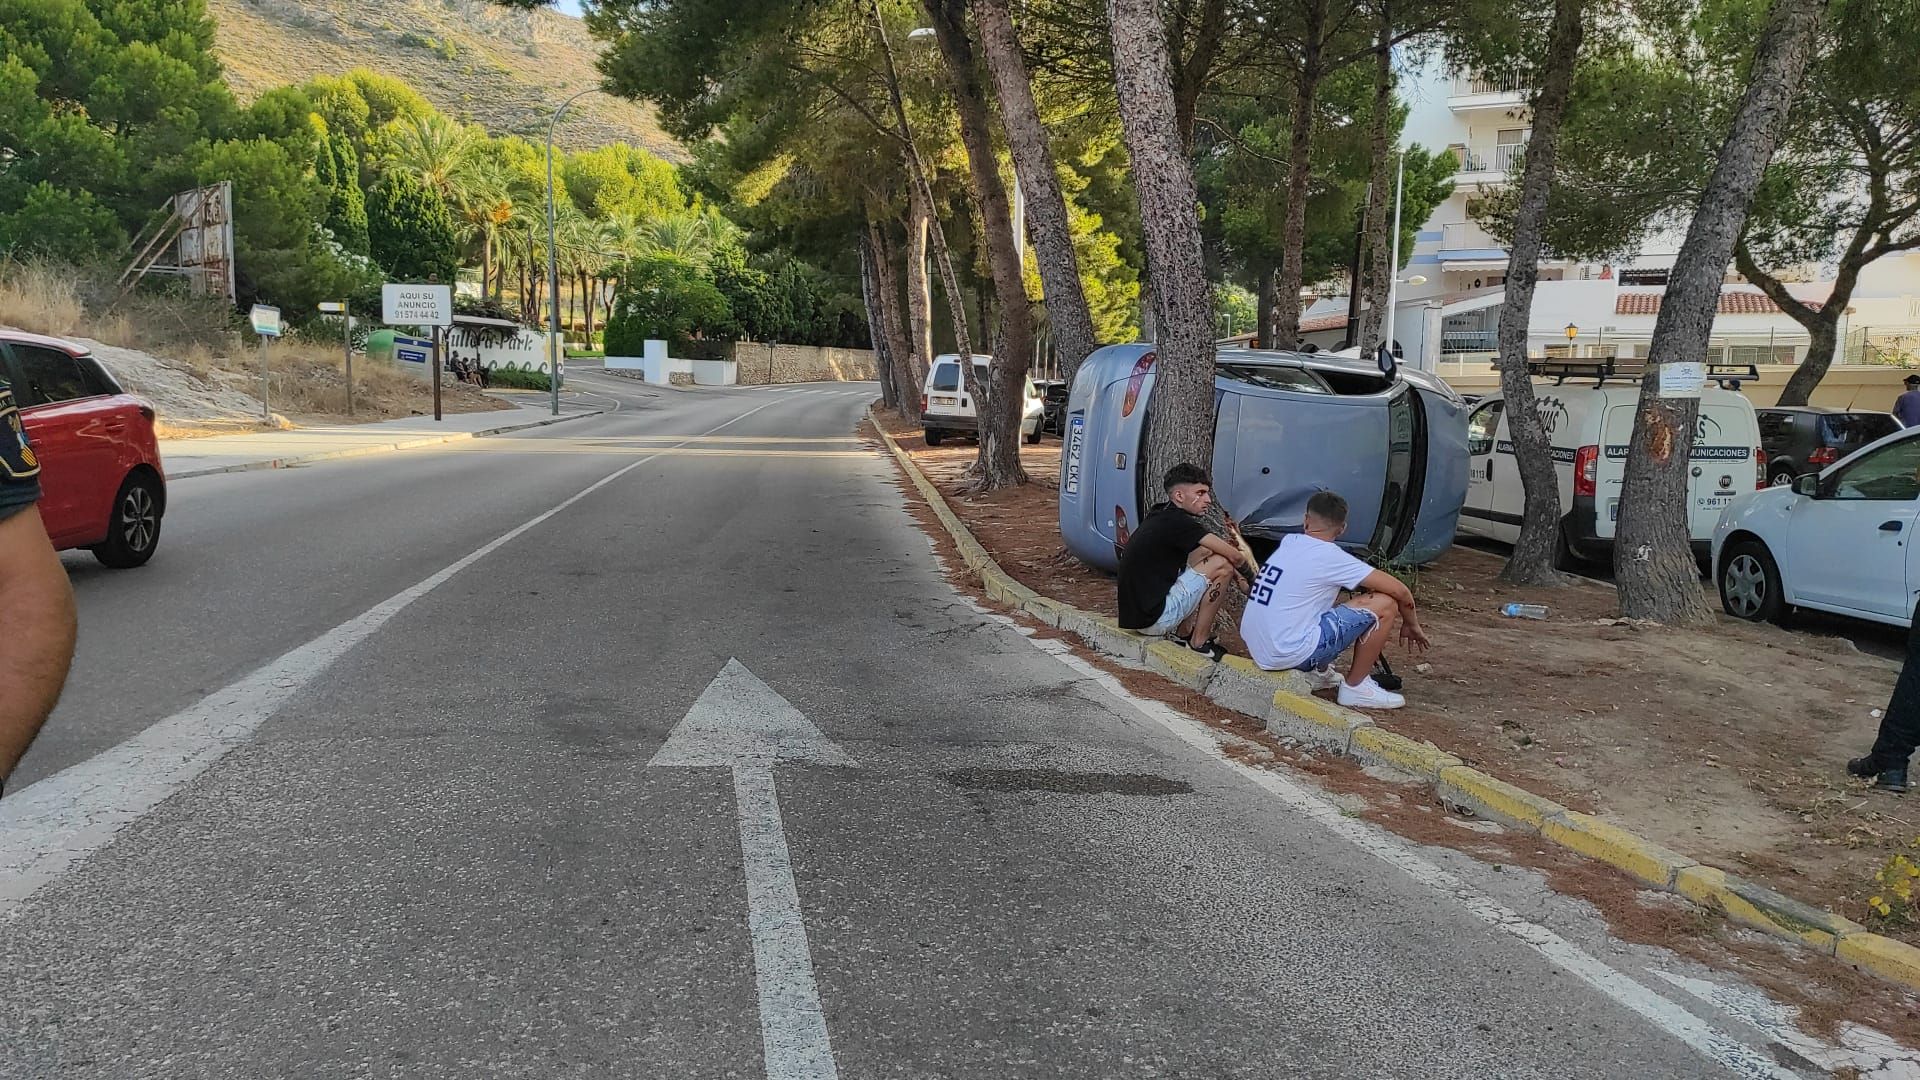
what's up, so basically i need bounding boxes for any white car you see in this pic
[920,354,1045,447]
[1713,424,1920,627]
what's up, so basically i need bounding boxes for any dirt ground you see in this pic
[870,407,1917,950]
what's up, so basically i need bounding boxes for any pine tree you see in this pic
[368,172,458,285]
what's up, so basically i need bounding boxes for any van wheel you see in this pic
[91,472,163,569]
[1719,540,1785,624]
[1025,428,1043,445]
[924,428,944,447]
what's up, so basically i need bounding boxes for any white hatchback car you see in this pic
[1713,424,1920,627]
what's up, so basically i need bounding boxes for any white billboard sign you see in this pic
[382,283,453,327]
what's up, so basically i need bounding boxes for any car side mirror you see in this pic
[1792,474,1821,498]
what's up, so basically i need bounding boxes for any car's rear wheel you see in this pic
[1718,539,1784,623]
[1769,466,1797,487]
[924,428,944,447]
[91,472,163,569]
[1025,427,1042,445]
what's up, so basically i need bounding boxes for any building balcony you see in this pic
[1448,74,1528,113]
[1450,142,1525,184]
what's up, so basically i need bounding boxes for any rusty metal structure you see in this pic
[120,181,235,303]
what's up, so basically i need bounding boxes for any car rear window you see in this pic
[1822,413,1897,447]
[1218,363,1331,394]
[931,363,959,392]
[8,344,96,405]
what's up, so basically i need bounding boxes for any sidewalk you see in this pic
[161,401,604,479]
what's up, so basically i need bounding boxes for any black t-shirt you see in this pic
[1116,505,1208,629]
[0,375,41,523]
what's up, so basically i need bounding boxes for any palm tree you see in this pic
[450,156,516,299]
[637,210,717,264]
[384,115,480,202]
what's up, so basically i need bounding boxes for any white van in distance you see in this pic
[920,353,1046,447]
[1457,358,1766,568]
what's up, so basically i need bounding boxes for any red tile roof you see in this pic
[1614,291,1821,316]
[1301,313,1350,333]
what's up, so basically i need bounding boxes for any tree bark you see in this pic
[904,163,936,373]
[1273,5,1325,351]
[1617,0,1827,623]
[868,214,925,409]
[1358,6,1394,355]
[973,0,1100,387]
[1256,263,1277,347]
[1108,0,1217,490]
[924,0,1035,490]
[1494,0,1584,587]
[859,232,902,409]
[1169,0,1229,154]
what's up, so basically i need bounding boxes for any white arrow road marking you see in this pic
[650,659,851,1080]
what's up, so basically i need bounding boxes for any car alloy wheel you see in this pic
[120,484,158,553]
[1722,553,1768,618]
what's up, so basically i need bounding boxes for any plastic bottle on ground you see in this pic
[1500,603,1549,620]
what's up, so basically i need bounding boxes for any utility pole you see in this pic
[547,88,598,417]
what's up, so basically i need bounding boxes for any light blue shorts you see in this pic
[1145,568,1209,637]
[1299,606,1380,670]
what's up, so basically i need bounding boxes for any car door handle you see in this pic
[1485,461,1494,481]
[1882,520,1904,532]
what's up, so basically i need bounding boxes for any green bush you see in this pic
[487,366,550,390]
[603,253,730,357]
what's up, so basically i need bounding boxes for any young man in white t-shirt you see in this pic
[1239,490,1428,709]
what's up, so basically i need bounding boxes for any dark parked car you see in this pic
[1035,379,1069,436]
[1058,343,1470,572]
[1756,406,1899,487]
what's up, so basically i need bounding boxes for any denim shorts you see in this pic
[1299,605,1380,670]
[1145,568,1209,637]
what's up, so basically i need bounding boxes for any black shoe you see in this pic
[1188,639,1227,662]
[1849,755,1884,779]
[1878,767,1910,794]
[1372,657,1403,693]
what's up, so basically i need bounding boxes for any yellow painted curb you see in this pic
[1268,690,1372,753]
[1543,812,1696,890]
[1144,640,1220,691]
[1675,865,1863,954]
[1436,766,1562,832]
[1838,932,1920,985]
[1350,726,1463,782]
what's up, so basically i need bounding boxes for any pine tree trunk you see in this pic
[1617,0,1827,623]
[1495,0,1583,587]
[925,0,1034,490]
[904,172,936,371]
[1108,0,1217,490]
[973,0,1099,387]
[859,233,902,409]
[868,216,925,409]
[1256,263,1276,347]
[1272,4,1324,351]
[1358,12,1394,355]
[1776,313,1841,406]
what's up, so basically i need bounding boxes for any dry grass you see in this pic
[0,262,85,337]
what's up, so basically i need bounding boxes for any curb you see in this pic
[163,408,606,480]
[867,408,1920,994]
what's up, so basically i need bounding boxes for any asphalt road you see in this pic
[0,373,1866,1078]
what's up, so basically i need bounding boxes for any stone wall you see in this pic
[730,343,880,385]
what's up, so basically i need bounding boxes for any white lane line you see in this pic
[0,398,787,916]
[735,767,840,1080]
[983,617,1802,1080]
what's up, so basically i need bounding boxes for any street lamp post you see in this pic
[547,88,599,417]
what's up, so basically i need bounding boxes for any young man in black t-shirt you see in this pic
[1115,464,1254,660]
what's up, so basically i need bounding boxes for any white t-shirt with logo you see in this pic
[1239,533,1375,670]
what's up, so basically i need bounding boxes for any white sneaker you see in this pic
[1306,666,1343,691]
[1337,676,1406,710]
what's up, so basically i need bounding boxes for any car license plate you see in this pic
[1064,415,1085,495]
[931,395,959,406]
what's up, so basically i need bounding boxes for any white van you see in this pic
[921,353,1046,447]
[1457,362,1765,567]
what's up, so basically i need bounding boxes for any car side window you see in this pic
[9,345,95,406]
[1466,401,1504,456]
[1829,437,1920,502]
[1757,413,1790,441]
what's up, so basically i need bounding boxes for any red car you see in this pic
[1,331,165,568]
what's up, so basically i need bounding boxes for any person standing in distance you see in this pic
[1895,373,1920,428]
[0,371,77,795]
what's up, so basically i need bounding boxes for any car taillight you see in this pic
[138,405,155,421]
[1573,445,1599,498]
[920,393,928,415]
[1754,447,1766,489]
[1808,445,1838,467]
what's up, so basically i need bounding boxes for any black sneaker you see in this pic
[1188,639,1228,662]
[1878,766,1910,794]
[1372,657,1403,693]
[1849,755,1885,779]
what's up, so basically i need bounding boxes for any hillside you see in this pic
[208,0,682,158]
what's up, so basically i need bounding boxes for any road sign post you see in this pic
[319,301,351,416]
[249,304,281,423]
[381,284,453,421]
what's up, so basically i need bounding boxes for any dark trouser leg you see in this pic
[1867,595,1920,768]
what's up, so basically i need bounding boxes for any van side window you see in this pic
[1466,401,1503,456]
[1829,437,1920,502]
[931,364,959,392]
